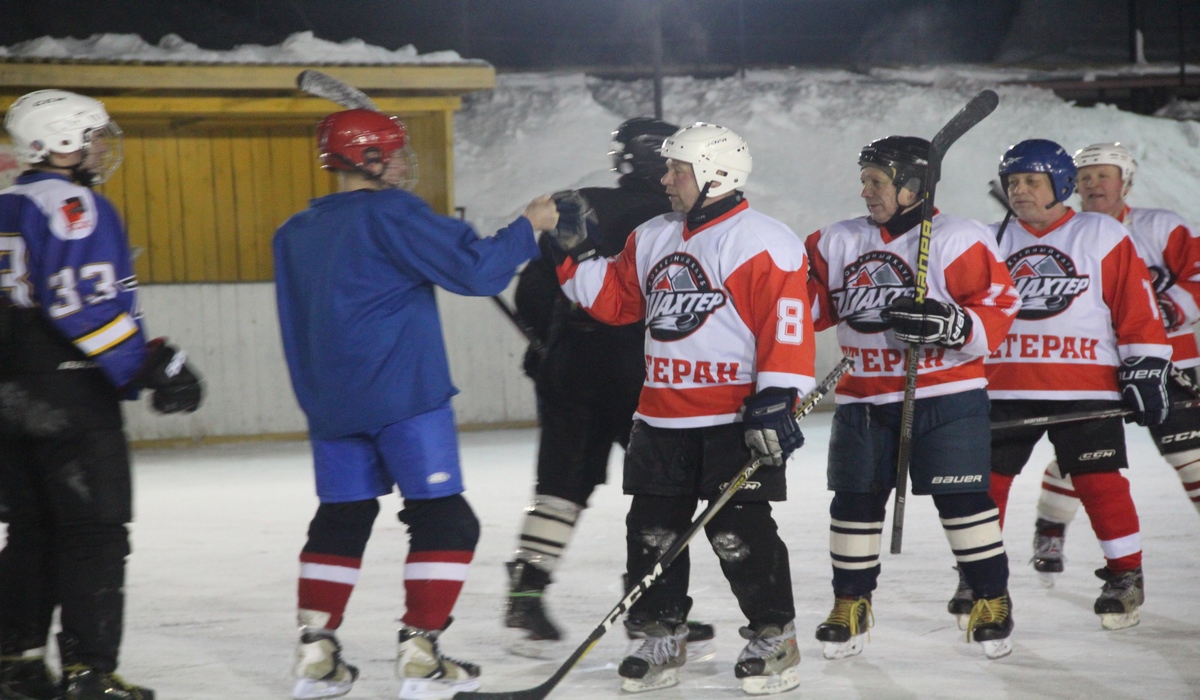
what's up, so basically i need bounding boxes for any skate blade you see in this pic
[620,668,679,693]
[979,637,1013,659]
[1037,571,1059,589]
[687,638,717,662]
[956,614,970,632]
[399,675,481,700]
[1099,610,1141,631]
[741,665,801,695]
[292,677,354,700]
[821,636,865,660]
[505,631,566,660]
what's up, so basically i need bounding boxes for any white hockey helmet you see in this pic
[660,122,751,197]
[1073,142,1137,192]
[4,89,123,184]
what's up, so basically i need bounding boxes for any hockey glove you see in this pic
[1118,356,1170,426]
[140,337,203,414]
[880,296,973,348]
[521,338,546,380]
[742,387,804,467]
[546,190,601,263]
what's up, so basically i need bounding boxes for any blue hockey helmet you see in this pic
[998,139,1076,203]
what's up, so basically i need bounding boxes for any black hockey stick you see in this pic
[891,89,1000,555]
[454,356,856,700]
[297,69,541,347]
[991,398,1200,431]
[988,179,1015,246]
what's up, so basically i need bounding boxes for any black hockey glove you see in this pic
[1118,356,1170,426]
[880,296,973,349]
[139,337,203,414]
[521,338,546,380]
[546,190,601,263]
[742,387,804,467]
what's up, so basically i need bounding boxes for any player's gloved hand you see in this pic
[545,190,601,263]
[1157,294,1183,331]
[521,339,546,379]
[742,387,804,467]
[1118,355,1170,426]
[140,337,203,414]
[880,296,972,348]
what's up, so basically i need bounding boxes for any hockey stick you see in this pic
[1170,365,1200,398]
[891,89,1000,555]
[991,398,1200,431]
[297,69,542,348]
[454,356,855,700]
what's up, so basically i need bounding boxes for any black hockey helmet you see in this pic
[610,117,679,182]
[859,135,931,197]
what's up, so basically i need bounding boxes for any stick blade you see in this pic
[930,89,999,159]
[296,69,380,112]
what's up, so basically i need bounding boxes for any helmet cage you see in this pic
[660,122,752,197]
[999,139,1077,204]
[3,89,124,184]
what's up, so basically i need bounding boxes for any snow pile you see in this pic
[0,31,474,64]
[453,68,1200,243]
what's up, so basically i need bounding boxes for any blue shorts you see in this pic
[311,402,464,503]
[827,389,992,496]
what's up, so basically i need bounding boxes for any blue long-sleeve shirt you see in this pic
[273,187,540,438]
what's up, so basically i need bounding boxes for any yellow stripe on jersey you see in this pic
[75,313,138,357]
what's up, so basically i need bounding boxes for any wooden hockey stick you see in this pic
[991,398,1200,431]
[453,357,855,700]
[891,89,999,555]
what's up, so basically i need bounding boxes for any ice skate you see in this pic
[396,626,481,700]
[947,566,973,631]
[815,596,873,660]
[0,655,59,700]
[292,628,359,699]
[1031,518,1066,588]
[965,593,1014,659]
[504,560,564,659]
[60,666,154,700]
[618,620,688,693]
[734,621,800,695]
[1094,566,1144,631]
[627,620,717,663]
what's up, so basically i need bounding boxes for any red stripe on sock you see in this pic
[298,578,356,629]
[300,552,363,568]
[989,472,1016,528]
[407,550,474,564]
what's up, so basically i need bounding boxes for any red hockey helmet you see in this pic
[316,109,408,172]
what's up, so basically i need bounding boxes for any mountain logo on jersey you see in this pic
[644,252,726,341]
[831,251,914,333]
[1005,245,1090,320]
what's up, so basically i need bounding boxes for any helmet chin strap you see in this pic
[330,153,393,188]
[688,181,713,216]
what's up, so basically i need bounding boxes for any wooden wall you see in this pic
[97,109,451,283]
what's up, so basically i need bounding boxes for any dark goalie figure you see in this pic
[503,118,715,659]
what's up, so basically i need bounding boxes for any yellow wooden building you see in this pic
[0,61,494,284]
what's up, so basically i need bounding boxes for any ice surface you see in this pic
[17,413,1189,699]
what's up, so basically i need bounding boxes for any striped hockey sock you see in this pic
[402,550,473,631]
[298,552,362,629]
[1072,471,1141,571]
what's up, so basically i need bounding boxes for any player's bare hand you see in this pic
[523,196,560,232]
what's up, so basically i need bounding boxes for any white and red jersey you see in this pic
[556,199,816,429]
[986,208,1172,400]
[806,212,1019,404]
[1118,206,1200,368]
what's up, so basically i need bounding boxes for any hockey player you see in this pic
[0,90,203,700]
[980,139,1171,631]
[805,135,1020,661]
[550,123,812,695]
[504,117,714,659]
[1028,142,1200,586]
[273,108,558,700]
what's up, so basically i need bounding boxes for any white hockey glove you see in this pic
[742,387,804,467]
[546,190,601,263]
[1118,356,1170,426]
[880,296,972,348]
